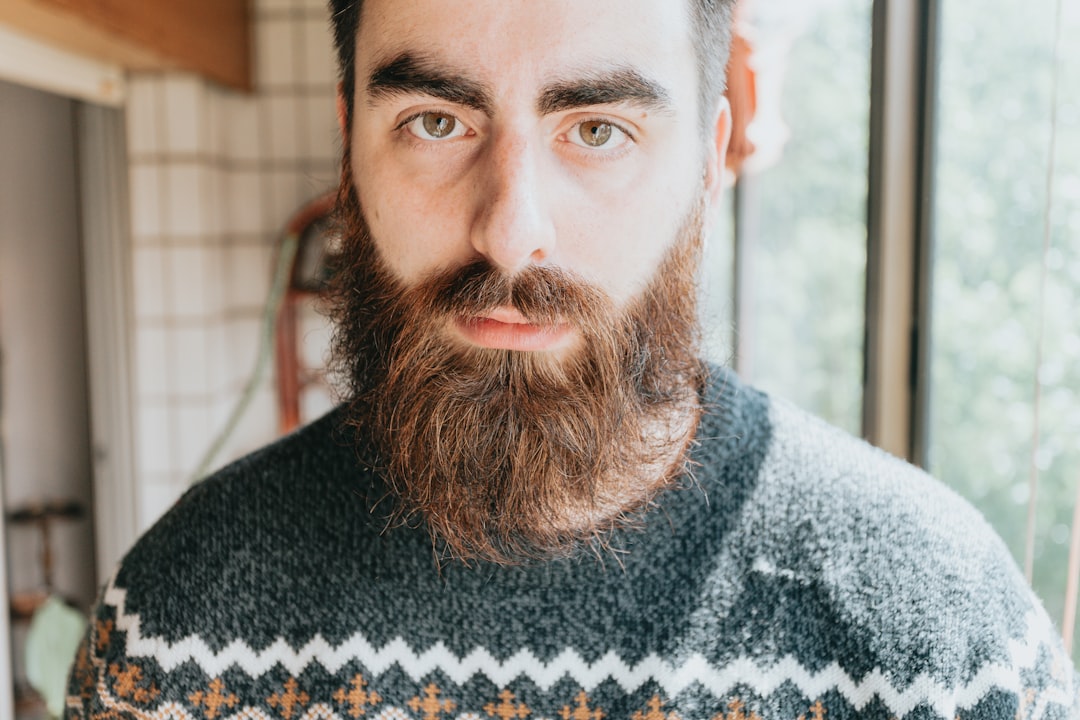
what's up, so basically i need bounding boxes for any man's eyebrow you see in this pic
[366,53,493,114]
[537,68,673,115]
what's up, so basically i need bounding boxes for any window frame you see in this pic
[862,0,940,465]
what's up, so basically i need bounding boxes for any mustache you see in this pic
[415,259,614,327]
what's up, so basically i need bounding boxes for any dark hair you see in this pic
[328,0,735,129]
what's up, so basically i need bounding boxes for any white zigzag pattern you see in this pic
[106,578,1070,720]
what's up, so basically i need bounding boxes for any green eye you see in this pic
[578,120,613,147]
[422,113,457,138]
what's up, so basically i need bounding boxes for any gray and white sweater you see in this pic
[66,368,1079,719]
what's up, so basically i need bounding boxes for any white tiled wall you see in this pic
[125,0,341,531]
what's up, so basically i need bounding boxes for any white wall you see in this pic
[125,0,340,530]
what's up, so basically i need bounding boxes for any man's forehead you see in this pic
[354,0,698,101]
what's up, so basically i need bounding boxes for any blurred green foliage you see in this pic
[929,0,1080,655]
[740,0,871,435]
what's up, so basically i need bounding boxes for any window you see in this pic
[927,0,1080,651]
[730,0,873,436]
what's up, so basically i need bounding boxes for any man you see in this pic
[67,1,1077,718]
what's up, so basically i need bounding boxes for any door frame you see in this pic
[77,102,140,582]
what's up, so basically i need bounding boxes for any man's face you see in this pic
[347,0,727,349]
[333,0,729,563]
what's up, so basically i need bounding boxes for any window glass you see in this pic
[736,0,872,434]
[700,197,735,367]
[927,0,1080,652]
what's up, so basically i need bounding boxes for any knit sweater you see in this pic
[66,368,1078,720]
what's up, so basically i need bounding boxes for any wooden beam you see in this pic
[0,25,125,105]
[0,0,251,91]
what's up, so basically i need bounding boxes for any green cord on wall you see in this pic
[189,231,300,485]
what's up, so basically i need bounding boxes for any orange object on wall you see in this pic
[275,193,340,435]
[724,31,758,177]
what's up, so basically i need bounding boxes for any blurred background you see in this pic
[0,0,1077,716]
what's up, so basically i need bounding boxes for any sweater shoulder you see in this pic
[180,405,358,501]
[696,369,993,562]
[742,393,1055,682]
[758,394,1006,565]
[146,405,371,535]
[105,406,382,648]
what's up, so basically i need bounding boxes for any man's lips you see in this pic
[453,308,573,351]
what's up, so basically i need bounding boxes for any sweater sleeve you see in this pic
[1033,634,1080,718]
[62,582,166,720]
[62,622,96,719]
[977,598,1080,719]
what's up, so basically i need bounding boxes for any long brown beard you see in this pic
[329,155,705,565]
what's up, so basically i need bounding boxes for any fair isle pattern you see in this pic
[64,705,492,720]
[68,636,809,720]
[103,576,1069,719]
[63,701,477,720]
[69,648,848,720]
[63,697,779,720]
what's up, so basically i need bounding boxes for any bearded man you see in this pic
[67,1,1077,718]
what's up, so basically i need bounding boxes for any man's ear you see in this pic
[336,82,349,144]
[703,96,732,206]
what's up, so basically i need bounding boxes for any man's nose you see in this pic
[469,133,556,275]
